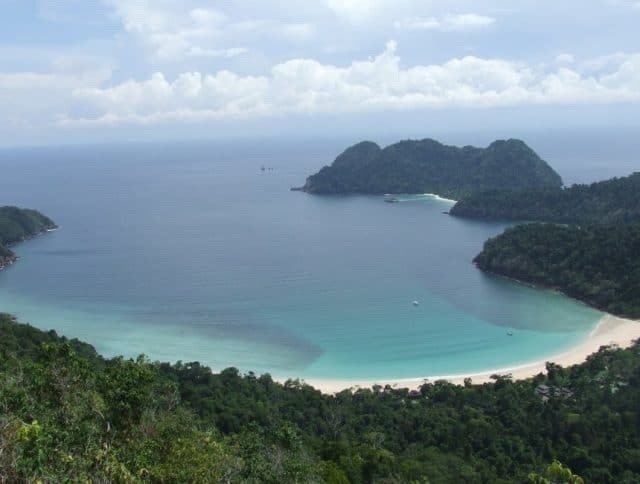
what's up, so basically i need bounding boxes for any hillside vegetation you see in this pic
[296,138,562,199]
[474,223,640,318]
[451,172,640,224]
[1,314,640,482]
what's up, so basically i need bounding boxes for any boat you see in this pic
[507,330,514,336]
[413,300,419,306]
[384,194,400,203]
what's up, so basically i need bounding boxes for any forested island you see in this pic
[475,223,640,318]
[294,138,562,199]
[2,313,638,482]
[0,207,56,269]
[451,172,640,224]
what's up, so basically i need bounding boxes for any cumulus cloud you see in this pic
[395,14,496,32]
[64,42,640,125]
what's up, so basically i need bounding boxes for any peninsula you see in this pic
[450,172,640,224]
[474,222,640,318]
[0,206,57,269]
[293,138,562,199]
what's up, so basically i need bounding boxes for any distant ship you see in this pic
[385,194,400,203]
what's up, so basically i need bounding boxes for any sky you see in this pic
[1,0,639,146]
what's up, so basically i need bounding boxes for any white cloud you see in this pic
[104,0,246,61]
[395,13,496,32]
[105,0,315,62]
[64,42,640,126]
[0,66,112,131]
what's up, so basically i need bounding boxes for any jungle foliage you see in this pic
[474,223,640,318]
[451,172,640,224]
[2,314,639,482]
[297,139,562,199]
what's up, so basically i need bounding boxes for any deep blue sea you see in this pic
[0,130,637,380]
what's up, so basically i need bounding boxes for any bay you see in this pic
[1,131,633,380]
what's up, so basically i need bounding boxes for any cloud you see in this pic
[395,14,496,32]
[104,1,240,61]
[0,66,112,131]
[105,0,315,62]
[64,41,640,126]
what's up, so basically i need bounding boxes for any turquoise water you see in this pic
[0,137,617,380]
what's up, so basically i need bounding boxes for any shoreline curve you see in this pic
[289,314,640,394]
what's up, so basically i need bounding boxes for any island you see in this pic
[0,206,57,269]
[450,172,640,224]
[293,138,562,199]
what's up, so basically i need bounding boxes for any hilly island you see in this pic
[0,207,57,269]
[294,138,562,199]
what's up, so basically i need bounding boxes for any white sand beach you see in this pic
[298,314,640,394]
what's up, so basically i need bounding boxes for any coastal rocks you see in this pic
[0,206,57,271]
[0,253,18,270]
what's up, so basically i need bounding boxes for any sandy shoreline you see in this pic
[291,314,640,394]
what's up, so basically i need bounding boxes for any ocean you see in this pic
[0,130,636,380]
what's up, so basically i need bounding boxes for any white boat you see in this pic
[413,300,419,306]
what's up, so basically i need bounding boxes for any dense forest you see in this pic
[474,223,640,318]
[450,173,640,224]
[0,206,56,268]
[295,139,562,199]
[2,313,639,482]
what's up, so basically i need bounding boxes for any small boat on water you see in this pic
[507,330,514,336]
[385,194,400,203]
[413,300,419,306]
